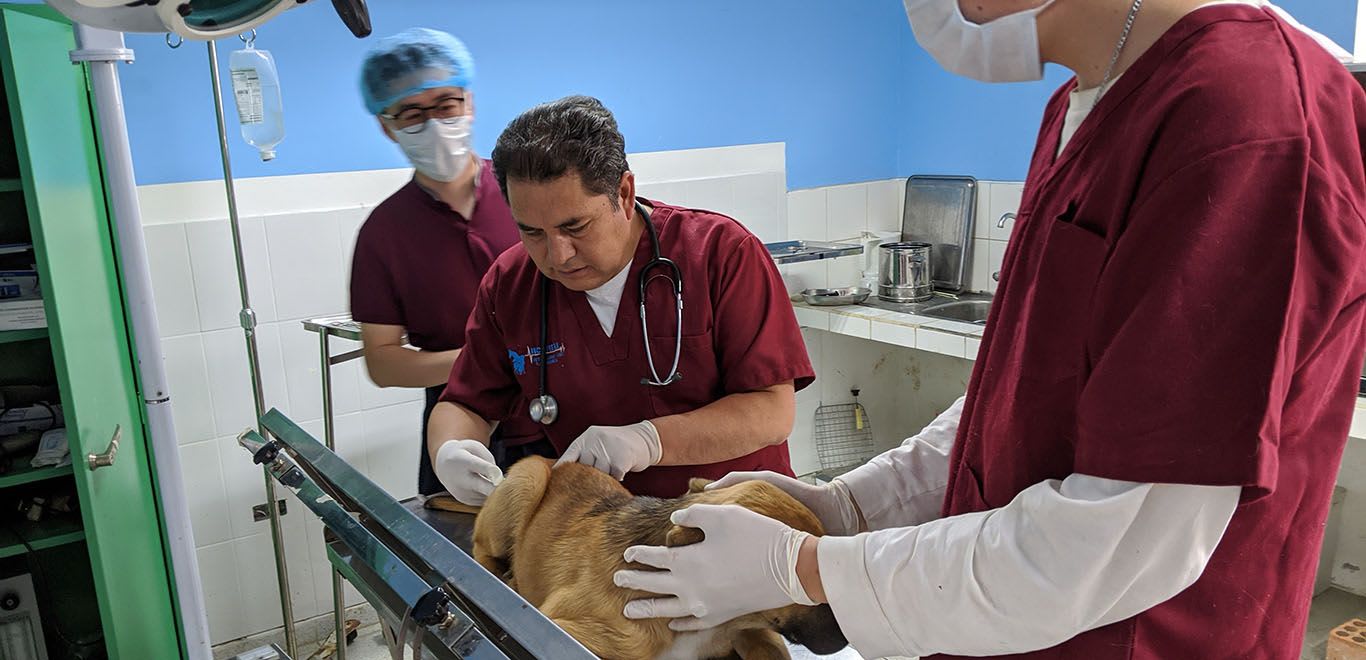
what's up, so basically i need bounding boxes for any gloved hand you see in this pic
[615,504,815,631]
[554,420,661,480]
[433,439,503,506]
[707,471,864,536]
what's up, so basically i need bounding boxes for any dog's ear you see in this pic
[665,524,704,547]
[686,478,713,494]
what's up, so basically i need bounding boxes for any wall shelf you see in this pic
[0,327,47,345]
[0,516,84,559]
[0,461,71,490]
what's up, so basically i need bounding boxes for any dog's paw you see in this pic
[686,477,713,494]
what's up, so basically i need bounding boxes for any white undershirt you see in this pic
[584,259,632,337]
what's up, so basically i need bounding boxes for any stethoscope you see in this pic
[528,201,683,425]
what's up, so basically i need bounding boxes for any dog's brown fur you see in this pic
[472,457,847,660]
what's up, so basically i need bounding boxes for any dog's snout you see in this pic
[781,604,848,655]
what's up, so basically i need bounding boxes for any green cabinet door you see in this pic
[0,6,183,658]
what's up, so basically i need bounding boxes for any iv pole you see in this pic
[204,38,299,658]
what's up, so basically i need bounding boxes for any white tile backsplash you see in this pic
[162,334,217,445]
[264,210,347,321]
[970,238,991,293]
[180,439,232,547]
[143,223,201,337]
[725,171,786,243]
[202,325,289,438]
[988,240,1008,295]
[827,255,865,290]
[825,184,868,241]
[867,179,905,235]
[988,182,1024,241]
[197,541,246,644]
[185,217,277,332]
[361,402,425,500]
[675,178,735,223]
[278,322,362,424]
[787,188,827,242]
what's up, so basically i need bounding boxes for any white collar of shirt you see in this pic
[585,258,633,337]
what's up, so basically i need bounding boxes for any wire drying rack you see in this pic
[813,389,875,474]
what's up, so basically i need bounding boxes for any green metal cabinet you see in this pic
[0,5,184,658]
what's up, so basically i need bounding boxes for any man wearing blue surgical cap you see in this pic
[350,28,554,502]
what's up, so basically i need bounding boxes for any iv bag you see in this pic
[229,43,285,161]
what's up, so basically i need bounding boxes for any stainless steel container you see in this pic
[878,241,933,303]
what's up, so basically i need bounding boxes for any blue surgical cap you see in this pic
[360,28,475,115]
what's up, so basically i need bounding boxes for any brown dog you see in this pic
[472,456,848,660]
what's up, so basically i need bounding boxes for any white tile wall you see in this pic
[264,211,348,322]
[143,223,201,336]
[184,218,277,332]
[161,334,218,445]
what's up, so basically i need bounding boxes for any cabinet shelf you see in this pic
[0,179,21,193]
[0,327,46,345]
[0,516,84,559]
[0,461,71,489]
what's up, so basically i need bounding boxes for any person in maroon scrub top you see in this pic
[614,3,1366,659]
[426,95,814,506]
[350,29,554,497]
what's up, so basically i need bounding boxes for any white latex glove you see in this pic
[554,420,662,480]
[433,439,503,506]
[615,504,814,631]
[707,471,864,536]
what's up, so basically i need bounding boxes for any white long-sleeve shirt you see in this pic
[817,397,1240,658]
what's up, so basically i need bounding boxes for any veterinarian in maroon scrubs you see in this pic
[426,95,813,505]
[350,29,554,498]
[616,2,1366,659]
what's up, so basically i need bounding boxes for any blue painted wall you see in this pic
[117,0,905,189]
[112,0,1356,188]
[896,0,1358,182]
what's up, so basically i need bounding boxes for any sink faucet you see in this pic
[997,212,1016,229]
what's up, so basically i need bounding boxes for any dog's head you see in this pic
[673,478,850,655]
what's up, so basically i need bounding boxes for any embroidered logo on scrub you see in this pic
[508,342,566,376]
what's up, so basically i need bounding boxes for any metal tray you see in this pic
[766,240,862,265]
[801,287,870,306]
[901,175,977,293]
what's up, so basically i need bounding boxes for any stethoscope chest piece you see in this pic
[529,393,559,425]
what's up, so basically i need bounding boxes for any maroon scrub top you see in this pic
[441,200,815,498]
[934,6,1366,660]
[349,160,520,352]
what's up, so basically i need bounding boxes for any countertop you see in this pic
[791,299,985,360]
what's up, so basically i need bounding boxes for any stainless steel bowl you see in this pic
[800,287,871,306]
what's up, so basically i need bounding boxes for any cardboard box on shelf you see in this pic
[0,297,44,331]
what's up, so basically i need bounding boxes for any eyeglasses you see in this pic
[380,96,466,134]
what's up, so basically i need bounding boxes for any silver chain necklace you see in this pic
[1092,0,1145,110]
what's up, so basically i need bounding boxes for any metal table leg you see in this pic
[319,331,347,660]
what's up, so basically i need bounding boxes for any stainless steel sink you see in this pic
[922,299,991,324]
[859,292,993,325]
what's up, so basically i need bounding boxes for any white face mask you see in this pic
[903,0,1055,83]
[394,115,473,182]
